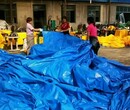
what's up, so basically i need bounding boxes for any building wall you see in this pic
[46,1,61,26]
[17,2,33,28]
[73,3,108,29]
[15,1,130,30]
[100,5,108,24]
[110,5,117,24]
[70,3,108,29]
[75,3,87,29]
[69,0,130,3]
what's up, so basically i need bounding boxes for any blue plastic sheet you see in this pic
[0,31,130,110]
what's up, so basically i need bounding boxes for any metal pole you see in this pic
[90,0,92,4]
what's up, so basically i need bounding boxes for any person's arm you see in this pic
[86,26,91,40]
[28,23,41,32]
[33,28,41,32]
[61,28,69,32]
[87,31,90,37]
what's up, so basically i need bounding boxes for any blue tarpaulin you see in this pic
[0,31,130,110]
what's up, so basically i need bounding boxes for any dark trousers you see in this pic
[63,31,69,35]
[89,36,100,55]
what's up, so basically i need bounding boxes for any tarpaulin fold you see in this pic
[0,31,130,110]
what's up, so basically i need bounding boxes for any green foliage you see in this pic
[126,21,130,27]
[117,23,126,29]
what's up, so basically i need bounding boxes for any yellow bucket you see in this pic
[81,35,88,40]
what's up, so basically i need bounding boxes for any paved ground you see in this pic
[98,46,130,66]
[7,46,130,66]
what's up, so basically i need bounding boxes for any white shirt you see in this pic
[26,23,34,35]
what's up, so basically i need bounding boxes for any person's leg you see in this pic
[96,42,100,55]
[93,44,100,55]
[27,35,34,55]
[63,31,69,35]
[90,37,100,55]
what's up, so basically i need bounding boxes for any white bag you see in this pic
[20,38,27,52]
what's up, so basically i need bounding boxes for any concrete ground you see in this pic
[7,45,130,66]
[98,46,130,66]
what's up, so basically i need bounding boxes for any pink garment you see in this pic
[26,23,34,35]
[87,23,97,37]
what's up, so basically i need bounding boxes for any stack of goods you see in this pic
[0,30,40,50]
[0,33,5,49]
[98,34,125,48]
[122,35,130,46]
[98,29,130,48]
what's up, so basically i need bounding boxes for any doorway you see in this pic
[33,4,46,28]
[0,10,5,20]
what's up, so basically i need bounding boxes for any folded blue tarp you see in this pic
[0,31,130,110]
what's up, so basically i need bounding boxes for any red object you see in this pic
[61,22,70,30]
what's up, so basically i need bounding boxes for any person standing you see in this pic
[60,16,70,35]
[47,15,52,30]
[56,16,61,27]
[87,17,100,55]
[26,17,41,55]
